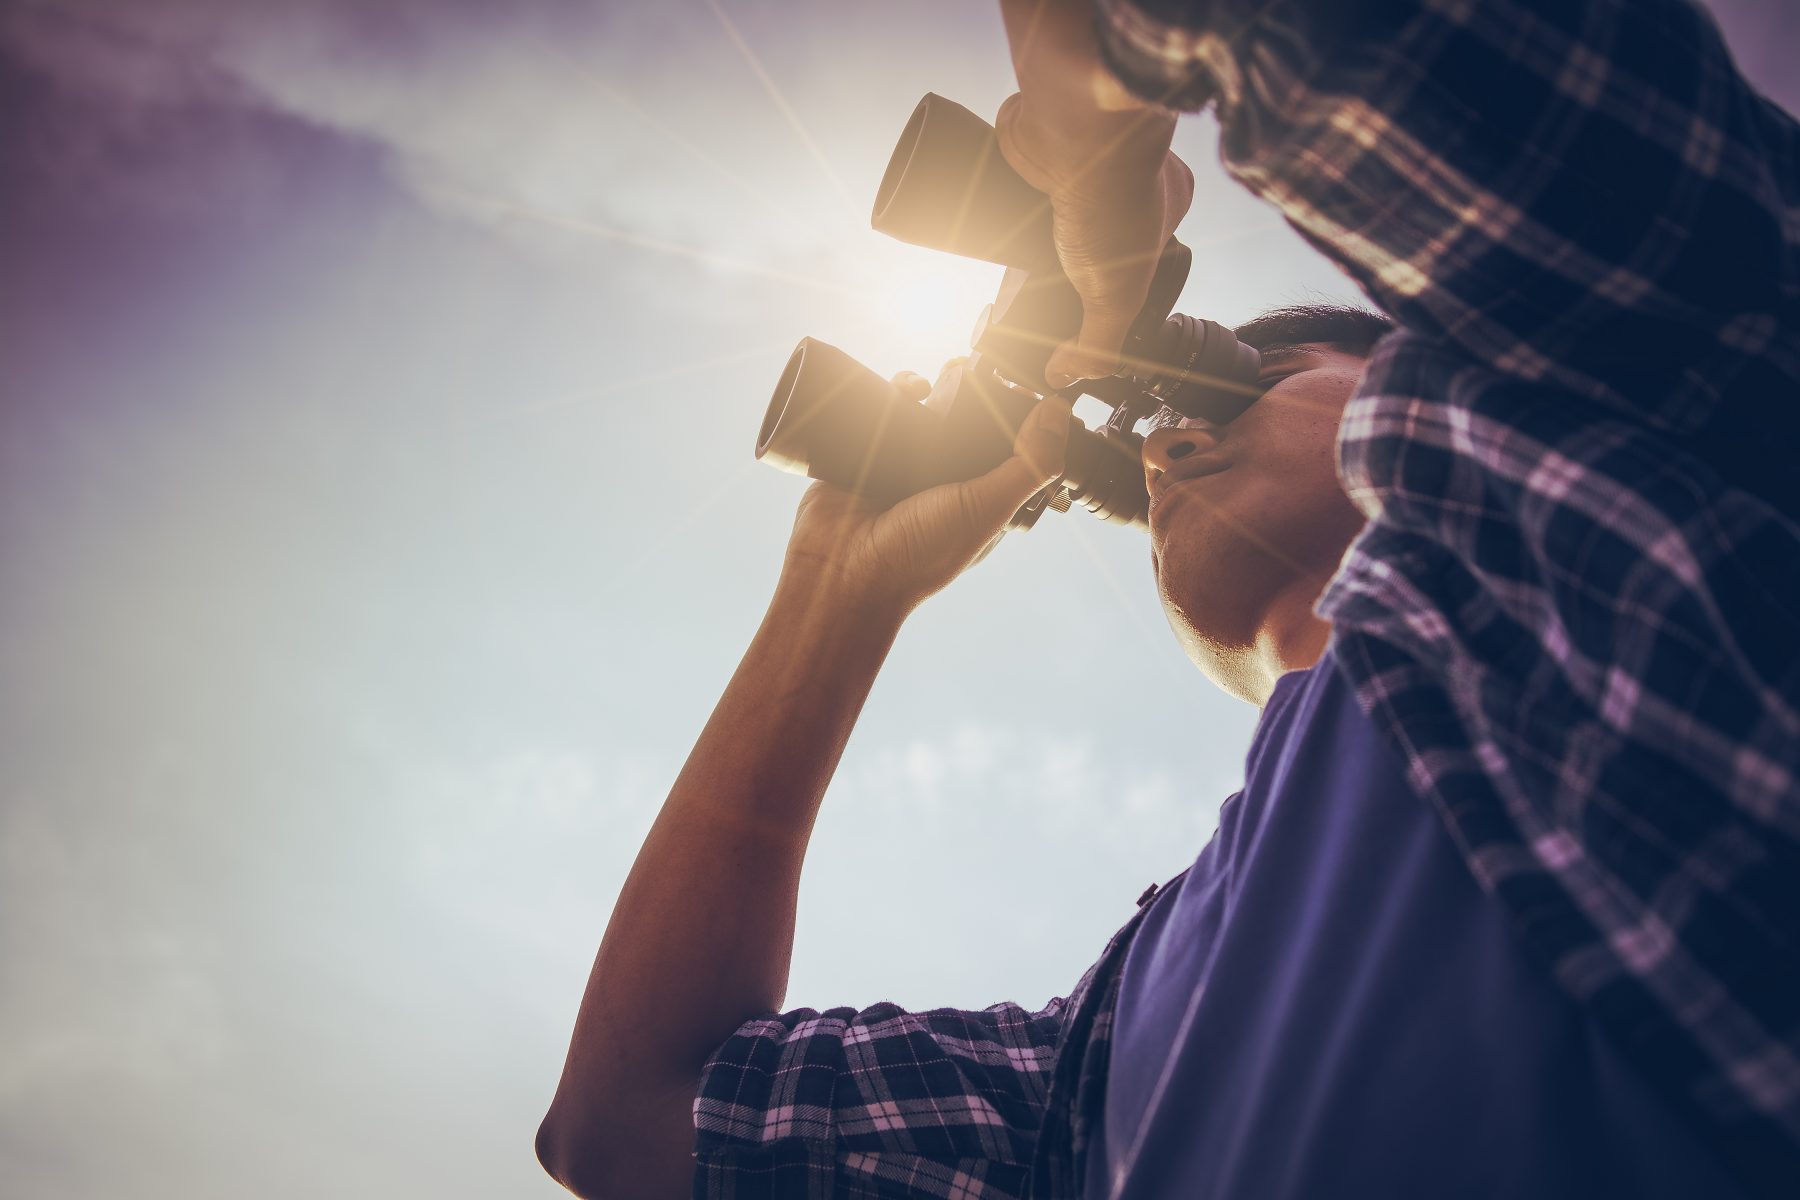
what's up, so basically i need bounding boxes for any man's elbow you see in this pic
[537,1076,701,1198]
[535,1110,613,1199]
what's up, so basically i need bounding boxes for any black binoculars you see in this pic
[756,94,1263,531]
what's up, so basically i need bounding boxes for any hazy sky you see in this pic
[4,2,1795,1196]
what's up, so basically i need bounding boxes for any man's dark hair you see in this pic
[1235,304,1393,357]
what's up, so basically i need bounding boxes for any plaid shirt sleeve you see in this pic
[1096,0,1800,1193]
[690,993,1071,1198]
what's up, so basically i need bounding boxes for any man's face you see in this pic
[1141,343,1369,694]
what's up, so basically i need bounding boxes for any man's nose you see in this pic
[1142,421,1221,491]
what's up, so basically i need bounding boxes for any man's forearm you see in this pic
[1077,0,1788,423]
[538,359,1067,1197]
[539,572,903,1183]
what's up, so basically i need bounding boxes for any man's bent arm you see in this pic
[1001,1,1800,1186]
[535,574,901,1198]
[538,390,1070,1198]
[1004,0,1797,444]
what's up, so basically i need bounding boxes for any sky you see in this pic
[3,2,1795,1197]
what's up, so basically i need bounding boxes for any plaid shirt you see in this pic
[694,0,1800,1195]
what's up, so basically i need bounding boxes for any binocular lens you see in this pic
[872,94,1056,270]
[758,339,942,505]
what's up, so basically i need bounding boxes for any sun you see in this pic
[844,238,1002,379]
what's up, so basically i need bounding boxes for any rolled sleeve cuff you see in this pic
[1093,0,1224,112]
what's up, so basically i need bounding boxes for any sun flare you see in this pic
[844,240,1000,379]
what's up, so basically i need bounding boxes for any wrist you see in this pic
[768,559,913,646]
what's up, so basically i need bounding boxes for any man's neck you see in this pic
[1215,595,1333,707]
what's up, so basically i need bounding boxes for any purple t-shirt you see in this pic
[1089,651,1741,1199]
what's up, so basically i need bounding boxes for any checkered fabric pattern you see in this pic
[694,0,1800,1195]
[690,901,1148,1198]
[1100,0,1800,1193]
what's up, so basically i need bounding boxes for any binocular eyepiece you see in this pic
[759,338,1153,527]
[757,93,1263,530]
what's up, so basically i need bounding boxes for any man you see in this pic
[537,0,1799,1195]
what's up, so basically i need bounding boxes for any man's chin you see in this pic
[1153,533,1267,652]
[1147,489,1219,564]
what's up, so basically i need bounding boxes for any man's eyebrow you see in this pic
[1254,345,1324,369]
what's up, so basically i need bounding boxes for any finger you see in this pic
[1046,234,1152,388]
[958,394,1073,527]
[1047,311,1137,390]
[933,357,969,392]
[966,528,1006,570]
[890,370,931,403]
[923,357,969,414]
[1162,153,1196,220]
[1047,153,1191,390]
[992,92,1056,195]
[1013,389,1072,482]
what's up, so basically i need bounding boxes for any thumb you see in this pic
[963,393,1073,523]
[1046,310,1135,390]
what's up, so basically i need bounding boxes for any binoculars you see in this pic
[756,94,1263,531]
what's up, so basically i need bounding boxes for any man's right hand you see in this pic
[776,364,1072,624]
[995,0,1191,388]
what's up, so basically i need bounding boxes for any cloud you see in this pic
[0,728,666,1193]
[0,0,1045,375]
[0,801,229,1103]
[0,0,863,259]
[766,719,1243,1011]
[8,0,1789,315]
[837,719,1238,867]
[383,742,664,959]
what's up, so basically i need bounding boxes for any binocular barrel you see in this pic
[756,92,1267,531]
[871,92,1056,269]
[1135,315,1263,425]
[872,94,1262,424]
[758,339,1150,529]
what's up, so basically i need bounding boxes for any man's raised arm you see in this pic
[534,384,1070,1199]
[1001,0,1798,434]
[996,2,1800,1189]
